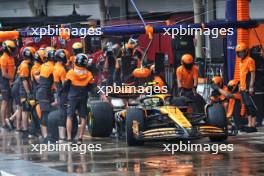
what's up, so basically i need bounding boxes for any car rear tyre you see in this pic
[126,108,145,146]
[88,102,114,137]
[206,102,228,142]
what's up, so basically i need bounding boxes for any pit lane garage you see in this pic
[0,0,264,175]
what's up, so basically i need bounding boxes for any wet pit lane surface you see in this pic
[0,128,263,176]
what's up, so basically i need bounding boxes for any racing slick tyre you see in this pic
[47,109,78,142]
[126,108,145,146]
[88,102,114,137]
[206,102,228,142]
[47,110,60,141]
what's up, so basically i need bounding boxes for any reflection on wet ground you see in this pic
[0,128,263,176]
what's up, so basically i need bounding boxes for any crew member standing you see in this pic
[18,46,36,138]
[36,47,55,141]
[31,48,45,99]
[176,54,198,98]
[64,53,93,144]
[114,39,138,84]
[0,40,16,128]
[53,49,69,142]
[236,43,257,132]
[69,42,83,67]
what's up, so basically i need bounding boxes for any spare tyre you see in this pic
[47,109,78,141]
[88,102,114,137]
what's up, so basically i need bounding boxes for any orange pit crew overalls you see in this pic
[176,64,198,98]
[239,56,257,117]
[36,60,54,126]
[0,52,15,101]
[18,59,32,111]
[65,66,93,119]
[31,62,42,99]
[226,92,244,128]
[53,62,67,127]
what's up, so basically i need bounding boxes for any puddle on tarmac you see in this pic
[0,130,263,175]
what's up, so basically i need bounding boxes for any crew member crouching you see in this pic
[212,80,244,131]
[211,76,229,111]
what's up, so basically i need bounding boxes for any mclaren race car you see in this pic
[88,93,233,146]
